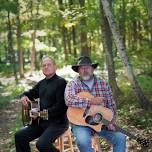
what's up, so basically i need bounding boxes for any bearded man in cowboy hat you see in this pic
[65,56,126,152]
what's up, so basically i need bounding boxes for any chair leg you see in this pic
[55,128,74,152]
[67,133,74,152]
[92,135,102,152]
[60,136,64,152]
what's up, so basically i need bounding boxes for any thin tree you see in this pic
[58,0,68,60]
[145,0,152,47]
[146,0,152,27]
[79,0,90,56]
[99,0,120,105]
[7,10,18,83]
[29,0,39,76]
[100,0,152,110]
[16,0,24,78]
[69,0,77,57]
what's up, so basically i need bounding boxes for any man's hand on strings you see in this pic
[30,108,39,119]
[90,96,105,106]
[20,96,30,106]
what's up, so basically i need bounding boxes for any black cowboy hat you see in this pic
[72,56,98,73]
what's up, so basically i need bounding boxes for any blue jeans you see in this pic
[72,125,126,152]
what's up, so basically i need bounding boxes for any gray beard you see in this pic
[81,75,93,81]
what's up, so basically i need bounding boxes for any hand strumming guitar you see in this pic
[30,108,39,120]
[87,96,105,116]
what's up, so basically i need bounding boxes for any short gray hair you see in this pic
[42,56,56,65]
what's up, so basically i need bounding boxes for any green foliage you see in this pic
[0,86,12,109]
[9,113,22,152]
[129,47,152,74]
[0,64,19,76]
[117,73,152,129]
[117,75,136,106]
[137,75,152,95]
[92,52,105,70]
[0,94,12,108]
[118,106,152,129]
[118,73,152,104]
[0,0,17,13]
[0,81,25,109]
[6,84,25,98]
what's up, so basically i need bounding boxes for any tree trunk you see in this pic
[99,0,120,105]
[29,0,37,76]
[62,28,68,60]
[67,31,72,54]
[118,0,126,48]
[72,26,77,57]
[58,0,68,60]
[16,0,24,78]
[100,0,152,110]
[69,0,77,57]
[79,0,90,56]
[30,30,37,76]
[7,11,18,83]
[146,0,152,27]
[145,0,152,47]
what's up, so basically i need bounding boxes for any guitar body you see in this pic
[22,100,48,126]
[22,104,31,126]
[67,92,113,132]
[67,106,113,132]
[22,100,38,126]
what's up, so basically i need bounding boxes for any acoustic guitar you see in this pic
[22,100,48,126]
[67,92,113,132]
[67,92,150,148]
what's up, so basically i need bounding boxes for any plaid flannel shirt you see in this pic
[64,75,117,131]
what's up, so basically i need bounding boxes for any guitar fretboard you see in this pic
[97,116,149,147]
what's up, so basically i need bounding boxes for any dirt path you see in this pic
[0,101,19,152]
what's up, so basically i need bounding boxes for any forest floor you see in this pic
[0,100,18,152]
[0,68,152,152]
[0,95,152,152]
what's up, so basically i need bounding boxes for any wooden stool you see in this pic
[92,135,102,152]
[55,128,74,152]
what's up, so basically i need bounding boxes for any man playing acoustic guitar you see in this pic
[15,56,69,152]
[65,56,126,152]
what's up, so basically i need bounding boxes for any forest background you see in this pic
[0,0,152,151]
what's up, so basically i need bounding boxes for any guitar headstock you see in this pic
[137,137,150,147]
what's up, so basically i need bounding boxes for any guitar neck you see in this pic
[39,110,48,120]
[114,125,137,140]
[101,117,137,140]
[101,117,149,146]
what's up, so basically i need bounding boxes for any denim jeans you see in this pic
[72,125,126,152]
